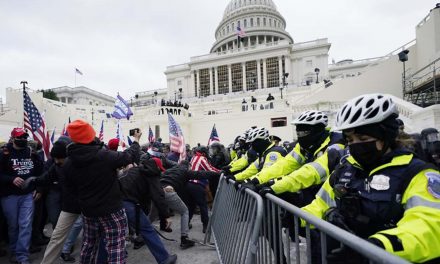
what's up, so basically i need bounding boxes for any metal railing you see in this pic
[206,176,411,264]
[205,177,264,264]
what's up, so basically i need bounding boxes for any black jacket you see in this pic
[63,141,140,217]
[34,161,81,214]
[160,164,220,194]
[120,159,170,219]
[0,143,43,197]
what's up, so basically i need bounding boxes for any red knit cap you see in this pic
[108,138,120,151]
[67,120,96,144]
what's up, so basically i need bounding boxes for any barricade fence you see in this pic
[205,176,411,264]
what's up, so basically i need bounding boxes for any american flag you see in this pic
[237,26,246,38]
[167,113,186,162]
[23,90,50,160]
[148,125,155,143]
[50,127,56,144]
[208,124,220,145]
[98,120,104,141]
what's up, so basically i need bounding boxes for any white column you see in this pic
[257,60,262,89]
[264,35,267,44]
[263,59,267,89]
[232,40,236,50]
[228,65,232,93]
[190,72,195,97]
[278,57,283,86]
[242,63,247,91]
[214,67,219,95]
[196,70,200,97]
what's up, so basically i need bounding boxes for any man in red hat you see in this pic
[0,128,43,264]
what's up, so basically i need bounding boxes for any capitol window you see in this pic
[199,69,210,97]
[250,18,254,27]
[231,63,243,93]
[246,61,257,91]
[217,65,229,94]
[269,18,272,26]
[257,17,260,26]
[306,60,313,67]
[244,19,247,27]
[266,57,280,88]
[263,18,266,26]
[177,80,182,85]
[227,25,230,33]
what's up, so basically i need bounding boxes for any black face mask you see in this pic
[297,131,326,153]
[14,139,28,148]
[251,139,270,154]
[349,141,383,170]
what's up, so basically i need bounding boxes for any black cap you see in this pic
[50,140,68,158]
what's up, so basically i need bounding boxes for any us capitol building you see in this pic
[1,0,439,146]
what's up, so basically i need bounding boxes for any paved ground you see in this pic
[0,215,219,264]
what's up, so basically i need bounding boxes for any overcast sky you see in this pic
[0,0,437,100]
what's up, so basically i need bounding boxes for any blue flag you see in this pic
[127,136,133,146]
[112,94,133,120]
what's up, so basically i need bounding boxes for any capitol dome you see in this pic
[211,0,293,53]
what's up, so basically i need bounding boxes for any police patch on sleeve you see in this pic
[269,153,278,162]
[426,172,440,199]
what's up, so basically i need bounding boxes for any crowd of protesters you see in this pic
[1,93,440,263]
[0,120,232,264]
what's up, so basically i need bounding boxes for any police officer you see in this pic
[223,128,258,175]
[253,111,344,201]
[302,94,440,263]
[231,127,287,184]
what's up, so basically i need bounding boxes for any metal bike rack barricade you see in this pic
[205,176,264,264]
[263,193,411,264]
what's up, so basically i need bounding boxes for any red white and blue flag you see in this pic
[98,120,104,141]
[23,90,50,160]
[167,113,186,162]
[237,26,246,38]
[50,127,56,144]
[208,124,220,145]
[148,125,155,143]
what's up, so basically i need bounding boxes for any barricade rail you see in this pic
[206,176,411,264]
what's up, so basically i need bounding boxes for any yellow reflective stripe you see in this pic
[309,162,327,181]
[316,188,336,207]
[405,196,440,210]
[290,151,304,164]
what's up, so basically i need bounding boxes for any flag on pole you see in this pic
[208,124,220,145]
[98,120,104,141]
[148,125,155,143]
[127,136,133,146]
[112,94,133,120]
[23,90,50,160]
[167,113,186,162]
[236,26,246,38]
[75,68,83,75]
[115,120,126,149]
[50,127,56,144]
[61,118,71,136]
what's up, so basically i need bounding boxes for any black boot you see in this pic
[202,224,208,234]
[163,254,177,264]
[180,235,195,249]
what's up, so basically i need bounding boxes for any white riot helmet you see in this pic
[334,93,398,131]
[292,110,328,126]
[246,127,270,143]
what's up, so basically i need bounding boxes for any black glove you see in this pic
[367,238,384,249]
[258,186,274,197]
[221,165,232,174]
[238,178,259,193]
[255,179,275,192]
[21,176,37,191]
[324,208,354,233]
[224,174,236,184]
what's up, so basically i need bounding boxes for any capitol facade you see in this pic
[0,0,439,146]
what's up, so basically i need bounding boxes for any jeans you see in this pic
[46,190,61,229]
[185,183,209,226]
[149,191,189,236]
[123,201,170,264]
[61,216,83,253]
[1,193,34,262]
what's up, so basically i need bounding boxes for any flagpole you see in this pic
[20,81,27,128]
